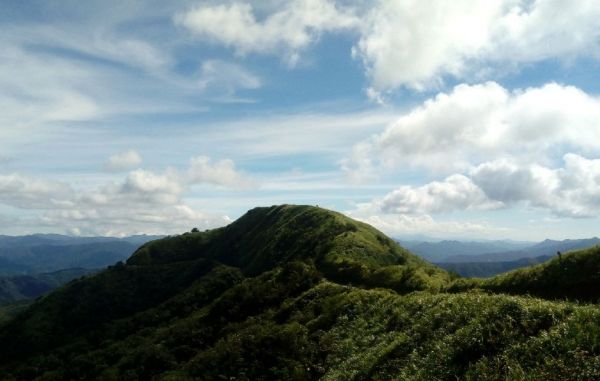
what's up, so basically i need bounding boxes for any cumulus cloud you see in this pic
[0,174,74,209]
[348,81,600,222]
[174,0,600,93]
[354,0,506,92]
[469,155,600,218]
[0,155,253,236]
[344,82,600,178]
[175,0,358,65]
[187,156,257,190]
[379,174,501,214]
[104,150,143,172]
[357,154,600,221]
[355,0,600,93]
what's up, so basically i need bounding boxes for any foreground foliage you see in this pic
[0,205,599,380]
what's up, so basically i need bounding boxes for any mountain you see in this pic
[443,237,600,263]
[0,257,29,276]
[0,205,600,380]
[0,268,97,306]
[437,255,552,277]
[400,239,533,262]
[451,244,600,302]
[0,235,162,275]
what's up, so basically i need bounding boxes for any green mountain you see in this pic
[0,205,600,380]
[452,245,600,301]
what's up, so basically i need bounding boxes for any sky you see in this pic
[1,0,600,240]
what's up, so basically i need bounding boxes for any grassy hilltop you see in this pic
[0,205,600,380]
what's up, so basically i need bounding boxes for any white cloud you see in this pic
[174,1,600,93]
[469,160,556,204]
[346,205,500,238]
[357,154,600,222]
[354,0,506,92]
[104,150,143,172]
[491,0,600,63]
[0,155,253,236]
[175,0,358,65]
[344,82,600,179]
[354,0,600,93]
[469,155,600,218]
[379,174,501,214]
[198,60,261,101]
[187,156,256,190]
[0,174,74,209]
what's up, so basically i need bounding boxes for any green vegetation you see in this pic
[0,205,599,380]
[129,205,451,291]
[451,245,600,302]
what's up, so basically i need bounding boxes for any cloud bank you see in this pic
[347,81,600,221]
[344,82,600,178]
[0,155,254,236]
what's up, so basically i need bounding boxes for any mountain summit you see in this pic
[129,204,450,290]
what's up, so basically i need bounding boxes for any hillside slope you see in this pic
[0,205,599,380]
[468,245,600,301]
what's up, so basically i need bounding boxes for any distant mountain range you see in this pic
[399,237,600,263]
[399,239,533,262]
[0,234,162,275]
[401,237,600,277]
[442,237,600,263]
[436,255,553,278]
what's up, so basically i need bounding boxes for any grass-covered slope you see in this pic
[451,245,600,302]
[1,205,600,380]
[3,269,600,380]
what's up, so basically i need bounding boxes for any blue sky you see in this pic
[1,0,600,240]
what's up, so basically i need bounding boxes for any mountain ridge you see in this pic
[1,205,600,380]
